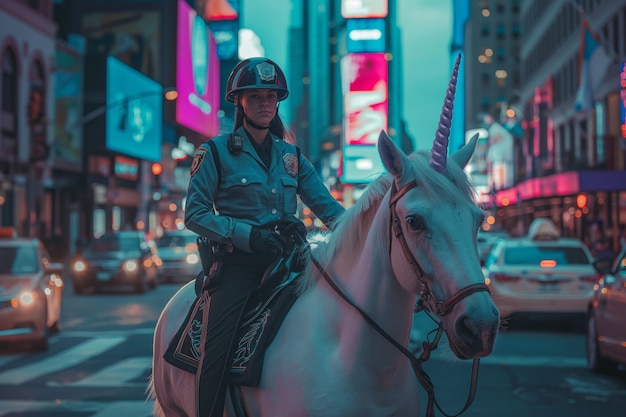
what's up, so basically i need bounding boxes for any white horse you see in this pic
[148,55,500,417]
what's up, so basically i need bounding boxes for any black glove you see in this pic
[279,215,308,245]
[249,228,283,259]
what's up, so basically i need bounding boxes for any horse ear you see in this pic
[451,133,479,169]
[378,130,411,180]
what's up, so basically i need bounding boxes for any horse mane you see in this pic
[295,149,478,295]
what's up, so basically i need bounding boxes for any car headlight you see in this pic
[186,253,199,265]
[11,291,37,308]
[122,260,139,273]
[73,260,87,273]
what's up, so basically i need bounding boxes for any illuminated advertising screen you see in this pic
[619,61,626,139]
[342,0,388,18]
[53,41,83,166]
[343,53,388,145]
[341,145,384,184]
[209,19,239,60]
[177,0,220,138]
[106,56,162,162]
[195,0,239,21]
[346,18,385,53]
[82,10,161,81]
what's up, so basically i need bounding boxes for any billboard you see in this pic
[342,0,388,18]
[195,0,239,21]
[346,18,385,53]
[106,56,163,162]
[53,41,83,167]
[342,53,388,145]
[82,10,161,82]
[619,61,626,138]
[177,0,220,138]
[341,145,384,184]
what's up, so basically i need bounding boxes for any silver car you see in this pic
[155,229,200,284]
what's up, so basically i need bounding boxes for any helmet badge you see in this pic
[256,62,276,81]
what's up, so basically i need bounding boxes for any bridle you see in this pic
[389,180,490,316]
[310,179,490,417]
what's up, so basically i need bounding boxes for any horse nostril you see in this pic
[455,314,475,341]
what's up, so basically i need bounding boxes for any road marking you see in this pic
[474,354,586,368]
[48,357,151,388]
[0,354,24,368]
[0,336,126,385]
[0,400,153,417]
[57,328,156,337]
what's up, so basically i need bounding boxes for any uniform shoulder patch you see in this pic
[282,153,298,177]
[190,148,207,177]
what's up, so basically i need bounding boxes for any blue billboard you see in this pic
[106,56,162,162]
[346,18,385,53]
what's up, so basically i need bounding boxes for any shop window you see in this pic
[496,24,505,40]
[481,24,490,37]
[1,48,17,137]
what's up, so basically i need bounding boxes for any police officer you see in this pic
[185,57,346,417]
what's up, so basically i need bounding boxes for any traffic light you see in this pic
[151,163,163,176]
[151,163,163,201]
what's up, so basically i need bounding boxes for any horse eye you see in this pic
[406,216,425,231]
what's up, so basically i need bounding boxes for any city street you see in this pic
[0,280,624,417]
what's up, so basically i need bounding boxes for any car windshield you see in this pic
[157,234,196,248]
[0,246,39,274]
[504,245,590,265]
[89,235,141,252]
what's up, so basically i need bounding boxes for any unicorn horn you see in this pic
[430,52,461,174]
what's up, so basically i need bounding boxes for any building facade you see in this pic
[464,0,626,251]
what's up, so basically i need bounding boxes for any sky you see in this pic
[241,0,453,151]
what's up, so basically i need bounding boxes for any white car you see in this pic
[0,229,65,351]
[484,218,597,318]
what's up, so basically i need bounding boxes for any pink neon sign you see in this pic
[344,53,388,145]
[176,0,220,138]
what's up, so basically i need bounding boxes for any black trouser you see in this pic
[196,250,270,417]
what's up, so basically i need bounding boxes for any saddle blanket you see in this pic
[164,277,298,387]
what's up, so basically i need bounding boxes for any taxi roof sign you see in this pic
[0,227,17,238]
[528,218,559,241]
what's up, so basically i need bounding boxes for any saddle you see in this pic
[163,245,305,387]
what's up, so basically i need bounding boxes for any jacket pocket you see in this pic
[280,175,298,213]
[219,173,265,217]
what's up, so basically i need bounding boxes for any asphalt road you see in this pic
[0,280,624,416]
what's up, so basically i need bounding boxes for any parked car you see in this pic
[70,231,161,294]
[586,247,626,373]
[483,218,597,318]
[0,228,65,351]
[477,230,509,266]
[155,229,200,283]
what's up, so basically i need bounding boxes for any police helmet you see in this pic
[225,57,289,103]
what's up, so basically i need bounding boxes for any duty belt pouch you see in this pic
[197,236,228,295]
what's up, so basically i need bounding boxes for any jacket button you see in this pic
[271,188,277,194]
[241,178,247,184]
[271,209,277,214]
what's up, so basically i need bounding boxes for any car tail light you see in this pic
[492,273,520,282]
[580,274,600,283]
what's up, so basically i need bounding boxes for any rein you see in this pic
[309,180,489,417]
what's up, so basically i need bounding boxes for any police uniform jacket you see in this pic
[185,127,345,253]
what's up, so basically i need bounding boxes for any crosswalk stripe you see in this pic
[0,336,126,385]
[0,400,153,417]
[47,357,151,387]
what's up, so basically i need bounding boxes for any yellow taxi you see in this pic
[0,227,65,351]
